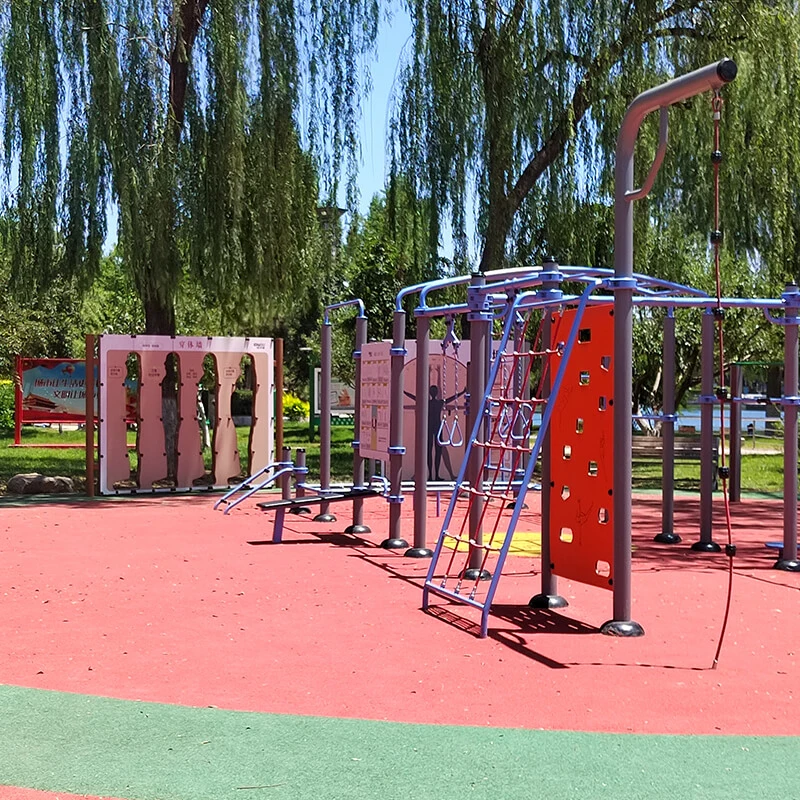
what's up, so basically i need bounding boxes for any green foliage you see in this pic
[344,178,445,339]
[283,393,309,421]
[0,0,379,337]
[77,249,144,338]
[231,389,253,418]
[0,231,87,377]
[391,0,800,284]
[0,380,14,433]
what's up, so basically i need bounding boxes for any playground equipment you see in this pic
[92,335,275,495]
[435,318,465,450]
[392,58,798,637]
[218,59,798,641]
[218,300,385,535]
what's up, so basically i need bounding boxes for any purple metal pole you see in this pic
[776,284,800,571]
[729,364,743,503]
[407,314,433,557]
[655,309,679,543]
[530,261,567,608]
[281,445,292,501]
[465,272,491,580]
[382,310,409,549]
[606,58,736,637]
[346,314,370,535]
[691,310,721,552]
[314,321,335,522]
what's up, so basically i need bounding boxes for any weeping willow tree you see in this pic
[1,1,377,482]
[390,0,800,282]
[0,0,378,334]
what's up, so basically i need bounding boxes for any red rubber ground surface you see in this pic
[1,493,797,735]
[0,789,121,799]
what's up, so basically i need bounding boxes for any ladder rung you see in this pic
[487,395,546,405]
[425,581,487,611]
[475,439,531,453]
[464,486,516,502]
[443,530,502,551]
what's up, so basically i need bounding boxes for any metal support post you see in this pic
[729,364,743,503]
[464,272,491,581]
[530,266,567,608]
[407,314,433,557]
[281,445,293,501]
[691,310,721,552]
[346,315,371,535]
[314,321,336,522]
[85,335,97,497]
[382,310,409,549]
[655,310,679,543]
[291,448,311,515]
[776,284,800,571]
[275,338,284,457]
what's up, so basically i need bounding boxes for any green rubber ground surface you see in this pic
[1,684,795,800]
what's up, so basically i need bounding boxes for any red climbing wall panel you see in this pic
[549,304,614,591]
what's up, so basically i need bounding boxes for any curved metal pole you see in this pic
[324,299,366,324]
[609,58,737,637]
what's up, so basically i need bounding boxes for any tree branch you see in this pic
[168,0,209,141]
[507,0,708,216]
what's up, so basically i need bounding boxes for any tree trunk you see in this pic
[132,0,209,484]
[169,0,209,138]
[142,296,179,482]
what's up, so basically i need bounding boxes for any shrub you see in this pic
[0,379,14,434]
[283,393,309,421]
[231,389,253,418]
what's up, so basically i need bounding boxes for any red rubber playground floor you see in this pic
[0,490,798,799]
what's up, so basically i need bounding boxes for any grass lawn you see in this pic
[0,423,789,496]
[0,422,358,494]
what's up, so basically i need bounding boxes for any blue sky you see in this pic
[354,7,411,214]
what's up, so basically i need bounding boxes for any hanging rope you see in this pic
[709,89,736,670]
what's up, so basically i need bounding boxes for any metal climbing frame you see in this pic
[423,279,603,638]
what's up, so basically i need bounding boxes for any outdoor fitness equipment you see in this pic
[219,300,382,537]
[93,335,275,495]
[406,58,800,638]
[436,317,464,449]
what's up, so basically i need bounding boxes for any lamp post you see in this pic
[317,206,346,304]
